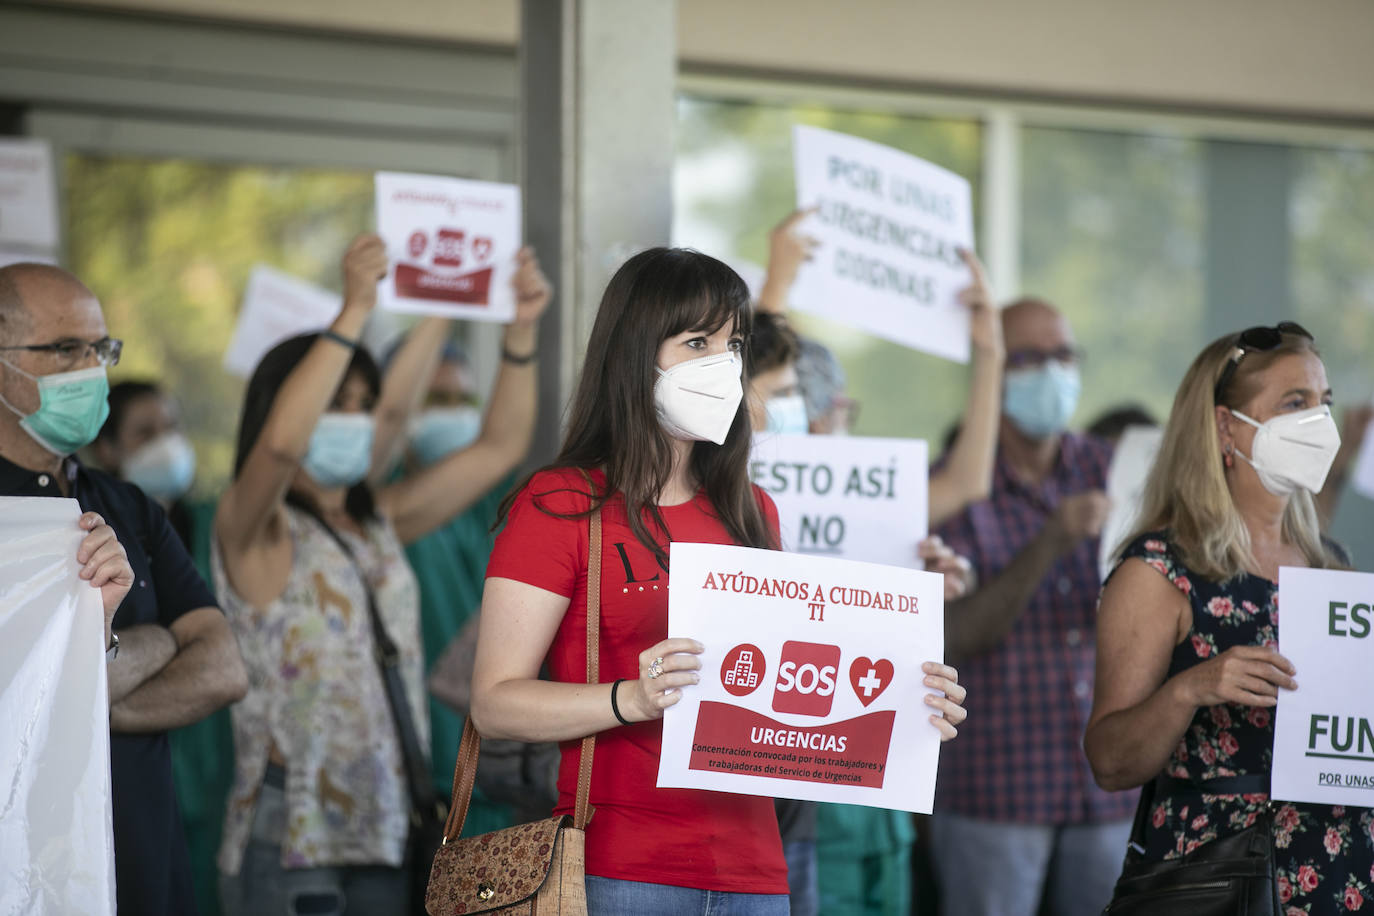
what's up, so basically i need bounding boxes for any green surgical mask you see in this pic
[0,360,111,455]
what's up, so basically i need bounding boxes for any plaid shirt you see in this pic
[933,432,1136,824]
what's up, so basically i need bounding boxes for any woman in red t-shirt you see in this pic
[471,247,967,915]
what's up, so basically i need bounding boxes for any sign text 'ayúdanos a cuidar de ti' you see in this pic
[657,542,945,813]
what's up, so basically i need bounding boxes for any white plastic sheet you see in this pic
[0,496,115,916]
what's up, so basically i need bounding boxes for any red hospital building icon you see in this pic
[720,643,766,698]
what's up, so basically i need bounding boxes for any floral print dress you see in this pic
[1118,532,1374,914]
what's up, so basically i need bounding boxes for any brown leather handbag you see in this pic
[424,507,603,916]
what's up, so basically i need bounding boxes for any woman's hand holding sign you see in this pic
[923,661,967,740]
[630,637,705,719]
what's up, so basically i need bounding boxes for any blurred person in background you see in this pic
[384,336,526,835]
[929,296,1134,916]
[94,379,231,916]
[1086,323,1370,915]
[755,210,1001,915]
[0,262,248,916]
[212,235,550,916]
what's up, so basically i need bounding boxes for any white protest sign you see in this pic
[791,125,975,363]
[1099,425,1164,581]
[1351,405,1374,501]
[0,497,115,916]
[658,542,945,812]
[375,171,520,322]
[0,139,59,251]
[223,264,342,377]
[0,248,57,269]
[1271,567,1374,806]
[750,433,928,567]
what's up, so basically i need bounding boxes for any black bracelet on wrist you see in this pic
[610,678,632,727]
[501,345,537,365]
[322,329,359,350]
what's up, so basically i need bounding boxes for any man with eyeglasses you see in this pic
[926,297,1135,916]
[0,262,248,915]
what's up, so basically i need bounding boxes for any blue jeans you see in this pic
[783,840,819,916]
[585,876,791,915]
[219,781,408,916]
[927,812,1131,916]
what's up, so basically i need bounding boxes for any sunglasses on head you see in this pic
[1212,321,1314,406]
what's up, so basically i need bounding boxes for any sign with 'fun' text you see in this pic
[791,125,975,363]
[658,542,946,812]
[1271,567,1374,806]
[374,171,521,322]
[750,433,929,567]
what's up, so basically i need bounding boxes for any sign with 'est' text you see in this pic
[1271,567,1374,806]
[374,171,521,322]
[791,125,975,363]
[658,542,946,812]
[750,432,929,568]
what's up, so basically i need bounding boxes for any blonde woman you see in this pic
[1085,323,1371,914]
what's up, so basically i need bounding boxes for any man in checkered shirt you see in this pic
[928,297,1136,916]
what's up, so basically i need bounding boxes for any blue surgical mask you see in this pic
[303,412,374,488]
[1003,362,1081,439]
[409,406,482,466]
[764,394,810,435]
[0,360,111,455]
[123,433,196,503]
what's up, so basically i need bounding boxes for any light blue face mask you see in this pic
[764,394,810,435]
[409,406,482,466]
[1003,362,1081,439]
[303,412,375,488]
[123,433,196,503]
[0,360,111,455]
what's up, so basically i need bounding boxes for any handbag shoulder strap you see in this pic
[443,497,603,841]
[298,507,438,816]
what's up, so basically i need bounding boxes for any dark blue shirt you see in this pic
[0,455,218,916]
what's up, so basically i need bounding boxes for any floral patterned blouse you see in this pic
[213,507,423,874]
[1118,532,1374,914]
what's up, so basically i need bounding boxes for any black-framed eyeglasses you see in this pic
[1212,322,1313,406]
[1006,346,1083,371]
[0,336,123,370]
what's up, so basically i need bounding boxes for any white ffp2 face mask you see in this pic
[653,352,743,446]
[1231,405,1341,495]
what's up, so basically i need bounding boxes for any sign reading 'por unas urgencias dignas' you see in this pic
[657,542,945,813]
[1271,567,1374,805]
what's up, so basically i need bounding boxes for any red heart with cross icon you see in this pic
[472,236,493,261]
[848,657,894,707]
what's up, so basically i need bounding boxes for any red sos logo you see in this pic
[771,641,841,717]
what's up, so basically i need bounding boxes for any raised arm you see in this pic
[1084,559,1296,790]
[367,315,451,486]
[756,208,819,315]
[929,250,1004,526]
[945,490,1107,661]
[379,247,552,544]
[1315,403,1372,525]
[214,235,384,554]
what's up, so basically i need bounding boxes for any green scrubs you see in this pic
[816,804,914,915]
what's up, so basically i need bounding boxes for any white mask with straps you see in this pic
[1230,405,1341,495]
[653,352,743,446]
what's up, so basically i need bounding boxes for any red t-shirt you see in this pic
[485,467,789,894]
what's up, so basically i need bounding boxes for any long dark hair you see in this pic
[234,333,381,522]
[502,247,775,565]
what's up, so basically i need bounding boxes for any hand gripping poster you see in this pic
[658,542,946,813]
[374,171,521,321]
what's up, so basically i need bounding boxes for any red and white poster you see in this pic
[658,542,946,812]
[374,171,521,322]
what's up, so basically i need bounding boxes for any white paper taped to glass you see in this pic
[0,496,115,916]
